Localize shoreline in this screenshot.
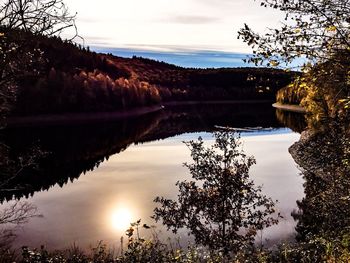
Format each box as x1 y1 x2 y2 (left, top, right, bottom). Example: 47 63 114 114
5 105 164 128
164 100 272 106
272 102 306 113
5 100 275 128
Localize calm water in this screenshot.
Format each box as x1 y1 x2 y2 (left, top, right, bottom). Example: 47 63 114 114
0 103 305 250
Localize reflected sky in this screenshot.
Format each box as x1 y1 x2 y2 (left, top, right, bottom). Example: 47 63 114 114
7 129 303 250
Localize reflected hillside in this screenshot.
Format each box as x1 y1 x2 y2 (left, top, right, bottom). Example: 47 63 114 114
140 102 284 142
0 103 298 203
0 112 163 202
289 122 350 243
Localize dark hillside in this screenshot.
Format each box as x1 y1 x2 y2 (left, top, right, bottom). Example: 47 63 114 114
106 55 298 101
2 27 298 116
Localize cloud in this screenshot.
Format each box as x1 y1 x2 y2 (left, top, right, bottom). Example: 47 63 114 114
192 0 241 8
76 17 98 24
78 36 115 47
93 43 241 53
159 15 221 24
66 0 285 53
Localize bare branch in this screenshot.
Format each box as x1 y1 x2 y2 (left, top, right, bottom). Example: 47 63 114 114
0 0 77 38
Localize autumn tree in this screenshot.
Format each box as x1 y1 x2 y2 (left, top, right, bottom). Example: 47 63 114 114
153 131 279 257
239 0 350 119
238 0 350 67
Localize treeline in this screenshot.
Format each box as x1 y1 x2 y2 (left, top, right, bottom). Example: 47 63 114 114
183 68 297 100
276 80 307 105
16 68 161 114
3 27 298 116
107 56 298 102
2 27 162 115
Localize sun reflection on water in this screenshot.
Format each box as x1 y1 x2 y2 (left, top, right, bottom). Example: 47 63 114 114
110 205 134 232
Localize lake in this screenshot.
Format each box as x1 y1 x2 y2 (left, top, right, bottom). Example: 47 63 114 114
0 102 305 251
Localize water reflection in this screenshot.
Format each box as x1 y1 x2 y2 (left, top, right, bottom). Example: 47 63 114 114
0 102 283 202
141 102 283 141
0 130 302 250
0 103 304 250
275 109 307 133
0 112 163 202
110 205 134 232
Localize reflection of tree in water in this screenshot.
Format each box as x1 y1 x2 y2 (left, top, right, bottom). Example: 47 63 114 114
154 131 280 258
0 201 40 246
290 122 350 243
141 102 282 142
0 103 281 203
0 112 163 202
275 109 307 133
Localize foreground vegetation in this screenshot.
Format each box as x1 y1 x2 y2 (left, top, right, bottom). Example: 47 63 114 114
2 217 350 262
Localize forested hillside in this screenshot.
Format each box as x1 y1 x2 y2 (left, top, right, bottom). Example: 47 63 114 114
2 27 297 116
107 55 298 101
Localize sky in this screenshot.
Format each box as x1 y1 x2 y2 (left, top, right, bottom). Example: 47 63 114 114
65 0 285 54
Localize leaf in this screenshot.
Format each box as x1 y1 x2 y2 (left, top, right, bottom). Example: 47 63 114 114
326 26 337 32
269 60 280 67
142 224 150 229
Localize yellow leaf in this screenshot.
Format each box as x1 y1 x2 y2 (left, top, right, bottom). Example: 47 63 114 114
326 26 337 32
269 60 280 67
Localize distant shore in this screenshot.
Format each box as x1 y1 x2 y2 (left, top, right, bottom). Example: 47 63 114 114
164 100 272 106
5 100 276 127
6 105 164 127
272 102 306 113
